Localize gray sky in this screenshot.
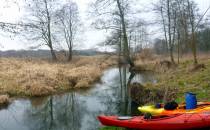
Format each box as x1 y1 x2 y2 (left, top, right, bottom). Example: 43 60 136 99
0 0 210 50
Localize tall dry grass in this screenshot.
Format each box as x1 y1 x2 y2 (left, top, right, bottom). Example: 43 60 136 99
134 52 210 70
0 55 116 97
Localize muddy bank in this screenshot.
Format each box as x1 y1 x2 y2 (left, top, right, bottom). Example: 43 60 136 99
0 95 10 109
129 82 178 104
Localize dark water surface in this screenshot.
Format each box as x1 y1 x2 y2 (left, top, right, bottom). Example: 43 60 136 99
0 68 156 130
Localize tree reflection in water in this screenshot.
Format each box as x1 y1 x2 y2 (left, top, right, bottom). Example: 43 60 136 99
25 92 84 130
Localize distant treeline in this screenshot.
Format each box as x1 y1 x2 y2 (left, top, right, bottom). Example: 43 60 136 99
0 49 102 58
153 27 210 55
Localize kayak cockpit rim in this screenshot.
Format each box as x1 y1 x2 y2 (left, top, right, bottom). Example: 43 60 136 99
117 116 133 120
143 114 183 121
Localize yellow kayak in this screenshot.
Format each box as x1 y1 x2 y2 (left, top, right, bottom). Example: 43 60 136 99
138 102 210 115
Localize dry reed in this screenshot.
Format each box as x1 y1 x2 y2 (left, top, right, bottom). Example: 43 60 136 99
0 55 116 97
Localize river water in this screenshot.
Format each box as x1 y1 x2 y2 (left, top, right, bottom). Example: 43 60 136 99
0 67 156 130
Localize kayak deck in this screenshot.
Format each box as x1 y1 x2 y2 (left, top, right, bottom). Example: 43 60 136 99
138 102 210 115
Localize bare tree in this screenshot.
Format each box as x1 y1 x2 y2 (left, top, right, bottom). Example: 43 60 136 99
167 0 175 63
155 0 201 64
23 0 58 60
155 0 177 64
160 4 169 54
55 1 81 61
187 0 198 64
91 0 135 68
176 0 189 57
116 0 134 67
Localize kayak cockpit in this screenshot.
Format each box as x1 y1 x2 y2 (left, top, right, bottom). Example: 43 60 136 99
117 116 133 120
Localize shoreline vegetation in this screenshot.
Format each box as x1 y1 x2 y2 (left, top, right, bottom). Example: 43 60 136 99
0 55 117 98
134 53 210 103
155 58 210 103
0 53 210 109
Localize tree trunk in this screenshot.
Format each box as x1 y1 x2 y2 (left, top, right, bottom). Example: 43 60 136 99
160 6 169 54
44 0 57 61
187 0 198 65
49 45 57 61
48 29 57 61
68 46 72 61
119 28 122 63
191 32 198 64
167 0 175 64
116 0 134 68
177 31 181 64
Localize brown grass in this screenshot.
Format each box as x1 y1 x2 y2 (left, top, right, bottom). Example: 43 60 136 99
0 55 116 97
0 95 9 105
134 52 210 71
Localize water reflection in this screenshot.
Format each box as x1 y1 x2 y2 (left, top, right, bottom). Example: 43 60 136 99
0 67 156 130
25 93 83 130
118 66 156 116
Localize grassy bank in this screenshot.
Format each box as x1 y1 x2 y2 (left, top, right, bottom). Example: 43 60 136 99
0 55 116 97
135 54 210 103
154 59 210 103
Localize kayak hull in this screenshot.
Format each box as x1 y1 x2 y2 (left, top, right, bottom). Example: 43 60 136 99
98 113 210 130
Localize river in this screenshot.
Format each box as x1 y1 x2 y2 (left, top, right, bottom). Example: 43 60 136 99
0 67 156 130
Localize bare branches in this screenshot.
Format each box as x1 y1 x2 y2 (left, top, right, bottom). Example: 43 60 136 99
55 0 81 61
154 0 201 64
195 5 210 31
21 0 58 60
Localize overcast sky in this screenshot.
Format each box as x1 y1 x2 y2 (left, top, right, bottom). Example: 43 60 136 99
0 0 210 51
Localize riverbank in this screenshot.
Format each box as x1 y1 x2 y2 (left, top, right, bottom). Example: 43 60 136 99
0 55 117 97
135 54 210 103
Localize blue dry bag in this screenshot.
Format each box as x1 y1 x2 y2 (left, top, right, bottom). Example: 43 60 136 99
185 92 197 110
